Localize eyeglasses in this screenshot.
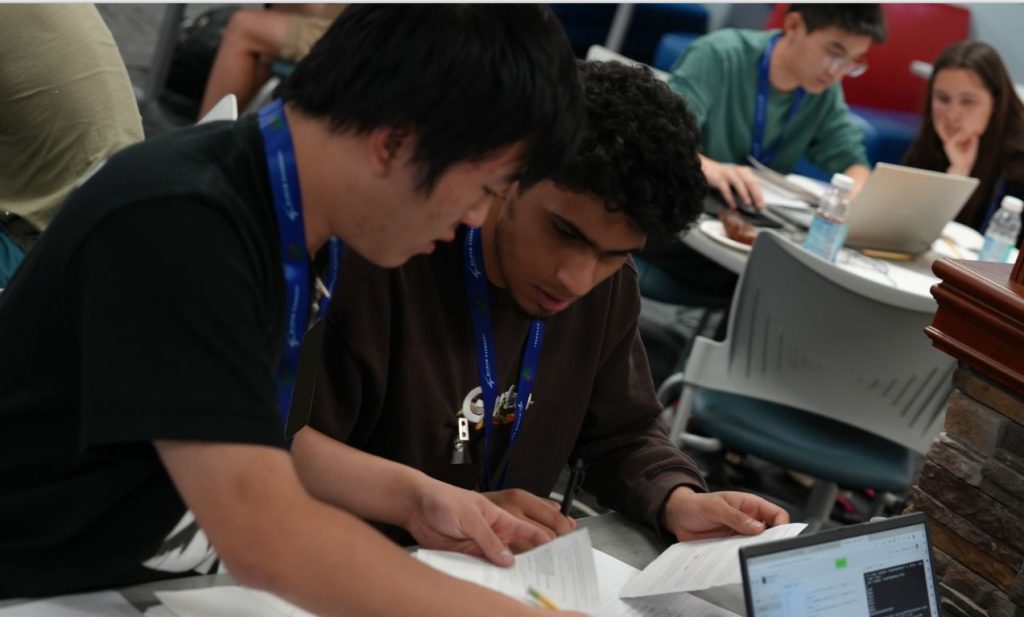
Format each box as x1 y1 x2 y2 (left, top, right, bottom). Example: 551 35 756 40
823 49 868 78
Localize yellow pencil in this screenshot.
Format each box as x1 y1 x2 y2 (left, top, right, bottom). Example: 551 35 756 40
527 586 561 610
861 247 914 262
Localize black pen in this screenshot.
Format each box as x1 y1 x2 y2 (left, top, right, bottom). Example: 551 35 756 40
560 458 585 516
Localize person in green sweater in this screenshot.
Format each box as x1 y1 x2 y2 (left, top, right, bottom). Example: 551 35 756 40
672 4 886 210
634 5 887 364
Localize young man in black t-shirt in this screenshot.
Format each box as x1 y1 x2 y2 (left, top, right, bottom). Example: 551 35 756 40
298 62 789 548
0 7 590 616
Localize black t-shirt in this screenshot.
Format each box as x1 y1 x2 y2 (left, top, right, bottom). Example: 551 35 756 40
0 116 288 598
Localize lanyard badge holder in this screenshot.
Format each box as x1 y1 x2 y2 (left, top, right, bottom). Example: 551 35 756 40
258 98 342 436
461 227 545 490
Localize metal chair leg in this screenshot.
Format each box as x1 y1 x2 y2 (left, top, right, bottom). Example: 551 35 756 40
803 481 839 532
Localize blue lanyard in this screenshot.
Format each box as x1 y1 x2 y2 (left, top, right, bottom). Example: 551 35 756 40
752 34 806 167
259 99 342 433
320 236 342 319
462 227 545 490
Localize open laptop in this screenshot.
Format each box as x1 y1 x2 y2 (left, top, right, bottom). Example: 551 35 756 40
762 163 979 255
843 163 978 255
740 512 941 617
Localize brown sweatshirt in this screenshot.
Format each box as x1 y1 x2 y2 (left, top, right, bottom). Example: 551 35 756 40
306 233 706 537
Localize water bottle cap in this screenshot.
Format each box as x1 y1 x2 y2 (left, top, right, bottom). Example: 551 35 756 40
830 173 855 191
1001 195 1023 213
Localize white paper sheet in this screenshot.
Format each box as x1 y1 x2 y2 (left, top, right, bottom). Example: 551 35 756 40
0 591 142 617
593 550 738 617
783 174 828 201
146 543 743 617
748 158 828 205
155 586 314 617
761 183 814 211
415 528 600 613
690 584 746 616
834 249 940 298
620 523 807 597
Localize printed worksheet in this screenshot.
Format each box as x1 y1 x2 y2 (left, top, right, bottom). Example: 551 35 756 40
621 523 807 598
593 549 738 617
416 528 600 613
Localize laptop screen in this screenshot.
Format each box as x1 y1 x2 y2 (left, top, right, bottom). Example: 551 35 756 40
741 514 939 617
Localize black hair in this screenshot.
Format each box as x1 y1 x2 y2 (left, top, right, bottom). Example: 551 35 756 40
787 4 887 43
550 60 706 242
277 4 584 193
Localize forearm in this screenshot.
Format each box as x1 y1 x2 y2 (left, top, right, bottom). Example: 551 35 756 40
292 426 425 526
843 164 871 196
580 429 706 532
583 326 706 531
267 496 534 617
598 462 705 534
157 440 539 617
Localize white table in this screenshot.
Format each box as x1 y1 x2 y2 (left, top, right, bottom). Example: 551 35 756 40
682 216 996 314
0 513 670 612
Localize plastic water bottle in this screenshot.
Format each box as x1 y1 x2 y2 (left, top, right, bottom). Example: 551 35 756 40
804 173 855 262
979 196 1022 263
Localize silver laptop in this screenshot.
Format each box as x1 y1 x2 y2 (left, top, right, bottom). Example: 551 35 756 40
740 512 940 617
843 163 978 255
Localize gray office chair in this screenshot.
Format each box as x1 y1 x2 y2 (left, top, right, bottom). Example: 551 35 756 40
585 45 669 81
667 232 954 529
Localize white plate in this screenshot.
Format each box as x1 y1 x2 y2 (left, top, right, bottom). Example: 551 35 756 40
699 219 755 253
931 221 984 259
941 221 984 252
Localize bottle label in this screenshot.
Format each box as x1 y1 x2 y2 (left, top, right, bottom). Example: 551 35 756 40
803 215 847 262
979 236 1013 263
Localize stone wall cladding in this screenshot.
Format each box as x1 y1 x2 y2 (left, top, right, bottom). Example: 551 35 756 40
907 365 1024 615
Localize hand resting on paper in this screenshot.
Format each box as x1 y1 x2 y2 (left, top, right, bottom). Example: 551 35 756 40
484 488 576 552
661 486 790 541
402 479 556 567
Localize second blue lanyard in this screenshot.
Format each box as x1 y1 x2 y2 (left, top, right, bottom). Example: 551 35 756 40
752 34 806 167
462 227 545 491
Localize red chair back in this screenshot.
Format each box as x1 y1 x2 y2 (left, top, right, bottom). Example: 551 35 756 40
765 4 970 113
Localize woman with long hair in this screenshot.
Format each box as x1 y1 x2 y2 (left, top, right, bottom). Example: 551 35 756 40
903 40 1024 242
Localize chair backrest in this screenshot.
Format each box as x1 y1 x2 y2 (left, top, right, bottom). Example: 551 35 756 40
585 45 669 82
652 32 699 73
684 232 954 453
765 4 970 113
552 4 708 64
198 94 238 124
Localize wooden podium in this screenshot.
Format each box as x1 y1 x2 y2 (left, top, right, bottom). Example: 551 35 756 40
909 252 1024 617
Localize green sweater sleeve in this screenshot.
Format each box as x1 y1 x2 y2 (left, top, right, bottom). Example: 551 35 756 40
805 87 870 174
667 40 724 130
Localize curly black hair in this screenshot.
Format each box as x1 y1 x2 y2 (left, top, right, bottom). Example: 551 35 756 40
551 60 707 243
